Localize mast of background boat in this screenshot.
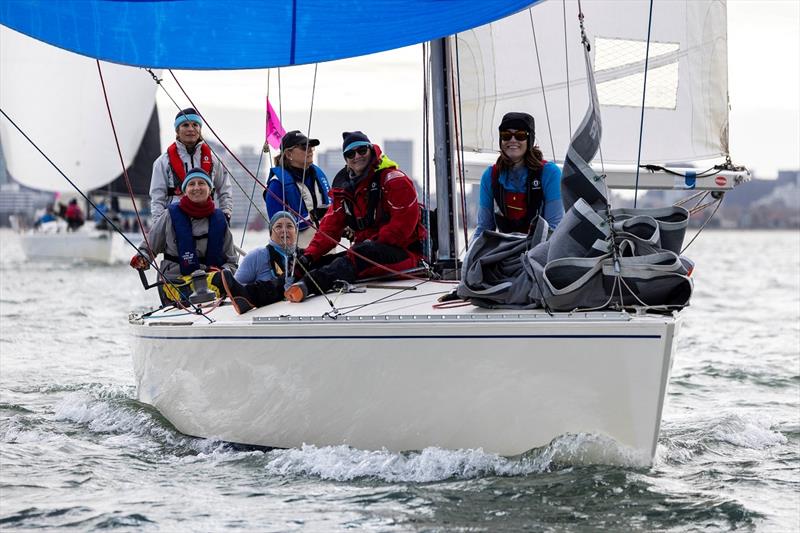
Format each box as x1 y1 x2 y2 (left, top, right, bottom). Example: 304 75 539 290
430 38 458 275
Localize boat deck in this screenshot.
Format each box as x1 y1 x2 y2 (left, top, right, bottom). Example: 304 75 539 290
131 278 675 327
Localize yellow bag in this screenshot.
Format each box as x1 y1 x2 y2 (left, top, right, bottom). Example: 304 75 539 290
162 272 222 303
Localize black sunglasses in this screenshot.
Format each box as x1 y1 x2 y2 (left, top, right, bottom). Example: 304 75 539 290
499 130 529 142
344 146 371 159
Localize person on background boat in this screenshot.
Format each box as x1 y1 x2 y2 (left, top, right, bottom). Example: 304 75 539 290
280 131 425 303
131 168 237 298
212 211 306 313
149 108 233 224
34 204 57 228
265 130 330 248
64 198 85 231
472 112 563 241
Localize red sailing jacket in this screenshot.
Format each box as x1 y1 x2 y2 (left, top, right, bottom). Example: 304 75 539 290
304 145 425 261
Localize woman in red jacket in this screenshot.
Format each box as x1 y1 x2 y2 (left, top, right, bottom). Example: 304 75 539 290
285 131 425 302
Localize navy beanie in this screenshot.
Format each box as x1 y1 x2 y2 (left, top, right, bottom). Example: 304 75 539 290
342 131 372 153
498 112 535 137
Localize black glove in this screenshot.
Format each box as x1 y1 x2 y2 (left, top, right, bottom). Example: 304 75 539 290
296 254 314 273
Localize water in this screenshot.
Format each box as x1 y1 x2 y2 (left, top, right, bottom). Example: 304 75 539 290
1 229 798 531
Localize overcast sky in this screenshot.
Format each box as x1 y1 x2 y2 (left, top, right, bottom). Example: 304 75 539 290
153 0 799 180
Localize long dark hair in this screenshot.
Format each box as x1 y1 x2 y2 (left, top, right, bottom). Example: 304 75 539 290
495 141 544 174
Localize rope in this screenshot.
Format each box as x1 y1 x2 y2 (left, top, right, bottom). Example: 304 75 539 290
562 0 573 135
681 196 723 254
149 69 436 287
97 62 152 258
449 38 469 263
422 43 433 263
633 0 655 207
0 106 212 317
453 37 470 255
240 70 272 249
528 8 557 159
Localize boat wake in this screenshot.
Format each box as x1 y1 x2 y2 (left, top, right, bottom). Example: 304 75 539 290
7 389 655 481
657 412 788 464
261 434 651 482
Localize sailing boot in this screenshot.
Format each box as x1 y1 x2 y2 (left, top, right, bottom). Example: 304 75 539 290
218 270 256 314
284 280 309 303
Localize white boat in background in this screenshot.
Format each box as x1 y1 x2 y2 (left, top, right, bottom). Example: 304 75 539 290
2 0 745 464
0 26 158 263
19 226 116 264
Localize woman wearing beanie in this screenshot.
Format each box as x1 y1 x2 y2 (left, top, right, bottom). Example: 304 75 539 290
265 130 330 248
234 211 303 285
149 107 233 224
473 111 563 241
131 168 238 302
282 130 426 304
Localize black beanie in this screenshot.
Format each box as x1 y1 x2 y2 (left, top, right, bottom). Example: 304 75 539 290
498 112 535 138
342 131 372 153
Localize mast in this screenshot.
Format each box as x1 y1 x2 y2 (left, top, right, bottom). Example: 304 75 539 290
430 38 457 269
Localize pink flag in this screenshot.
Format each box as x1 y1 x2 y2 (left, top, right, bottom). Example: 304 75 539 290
265 97 286 149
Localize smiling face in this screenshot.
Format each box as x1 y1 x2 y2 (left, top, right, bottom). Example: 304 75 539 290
286 144 314 170
500 129 529 163
184 177 211 203
344 145 372 175
177 121 201 147
271 217 297 248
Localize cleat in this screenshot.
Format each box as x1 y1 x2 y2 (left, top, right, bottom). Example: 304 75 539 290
220 270 255 314
284 280 308 303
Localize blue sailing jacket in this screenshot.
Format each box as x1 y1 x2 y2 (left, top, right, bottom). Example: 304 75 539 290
265 165 330 231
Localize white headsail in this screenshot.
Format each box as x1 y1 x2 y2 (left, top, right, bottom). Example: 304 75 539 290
456 0 729 166
0 26 159 193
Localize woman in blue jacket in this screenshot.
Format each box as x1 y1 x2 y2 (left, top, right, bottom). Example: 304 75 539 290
473 112 563 241
265 130 330 248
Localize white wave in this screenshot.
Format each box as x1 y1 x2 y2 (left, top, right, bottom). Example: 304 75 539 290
710 413 788 448
52 391 223 455
263 433 649 482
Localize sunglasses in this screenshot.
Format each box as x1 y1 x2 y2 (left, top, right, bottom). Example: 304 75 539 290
344 145 371 159
499 130 529 142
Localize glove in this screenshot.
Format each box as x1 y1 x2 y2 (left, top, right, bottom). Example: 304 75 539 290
130 254 150 271
342 226 355 241
296 253 314 273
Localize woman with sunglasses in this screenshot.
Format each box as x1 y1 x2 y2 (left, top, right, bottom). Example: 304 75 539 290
473 112 563 241
265 130 331 248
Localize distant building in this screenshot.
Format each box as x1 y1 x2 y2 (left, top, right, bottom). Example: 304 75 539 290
316 148 343 179
383 139 413 180
212 142 270 229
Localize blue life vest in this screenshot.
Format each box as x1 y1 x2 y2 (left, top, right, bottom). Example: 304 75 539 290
265 164 330 230
168 203 227 275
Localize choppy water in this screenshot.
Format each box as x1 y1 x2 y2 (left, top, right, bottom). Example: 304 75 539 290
1 228 798 531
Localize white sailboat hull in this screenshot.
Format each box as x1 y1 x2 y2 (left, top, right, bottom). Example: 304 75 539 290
20 230 116 264
130 283 679 462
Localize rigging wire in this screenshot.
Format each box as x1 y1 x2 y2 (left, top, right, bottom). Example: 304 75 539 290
562 0 573 135
422 43 433 264
97 62 152 259
450 37 470 258
148 69 437 291
528 8 557 160
0 106 211 317
240 70 272 249
633 0 655 208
